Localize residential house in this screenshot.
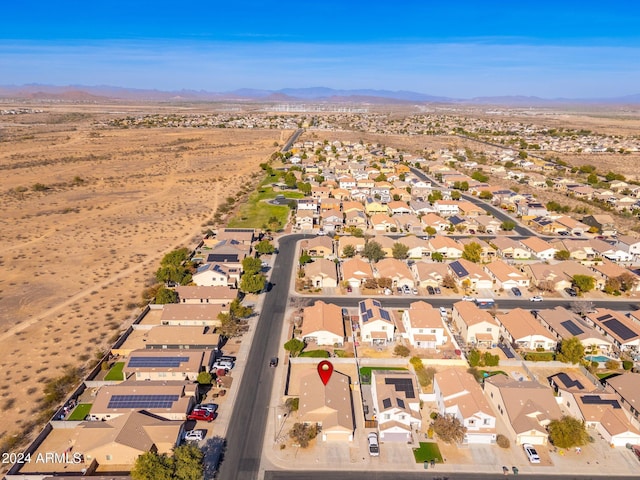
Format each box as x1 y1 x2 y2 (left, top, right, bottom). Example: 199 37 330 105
554 216 590 235
345 210 368 229
370 235 395 257
371 371 422 442
358 299 396 345
582 215 617 236
411 262 450 288
491 237 531 260
420 212 450 231
375 258 415 288
365 197 390 215
216 227 255 245
433 200 460 217
605 374 640 431
192 263 239 287
584 309 640 354
401 301 448 349
341 258 374 288
496 309 557 351
369 213 399 232
160 304 223 327
457 201 485 217
433 370 497 444
429 236 464 259
320 209 343 233
295 210 315 231
123 350 211 382
338 236 366 257
475 215 502 234
458 238 496 262
393 213 423 233
396 235 431 259
484 260 530 290
320 198 341 212
616 235 640 258
451 301 500 346
305 258 339 288
448 259 493 290
175 285 237 305
484 375 561 445
301 236 334 258
520 237 558 260
300 301 345 346
591 261 640 292
534 307 612 353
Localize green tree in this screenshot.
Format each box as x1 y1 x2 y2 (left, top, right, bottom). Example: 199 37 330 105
242 256 262 275
255 239 275 255
230 298 253 318
547 416 589 448
362 241 385 263
284 171 297 188
462 242 483 263
342 244 356 258
556 337 585 364
431 252 444 263
586 173 599 185
299 251 312 265
424 226 437 236
197 371 213 385
172 444 204 480
428 190 443 204
284 338 305 357
217 312 243 337
467 349 481 367
240 273 266 294
518 150 528 159
617 272 638 292
431 415 467 444
554 250 571 260
155 286 178 304
392 242 409 260
572 275 595 293
471 171 488 183
479 190 493 200
296 181 312 195
451 190 462 200
131 451 173 480
500 220 516 231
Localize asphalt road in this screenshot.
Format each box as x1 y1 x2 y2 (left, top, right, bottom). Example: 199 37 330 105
217 234 311 480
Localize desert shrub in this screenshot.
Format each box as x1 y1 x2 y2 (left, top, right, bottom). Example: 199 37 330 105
285 397 299 412
394 345 411 357
496 434 510 448
623 360 634 370
605 360 620 370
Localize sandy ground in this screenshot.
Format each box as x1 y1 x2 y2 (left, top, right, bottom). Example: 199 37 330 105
0 104 285 448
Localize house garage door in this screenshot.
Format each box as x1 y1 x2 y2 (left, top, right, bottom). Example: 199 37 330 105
380 431 409 442
323 431 352 442
466 433 495 444
518 434 546 445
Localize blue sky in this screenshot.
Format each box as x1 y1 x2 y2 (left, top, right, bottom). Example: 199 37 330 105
1 1 640 98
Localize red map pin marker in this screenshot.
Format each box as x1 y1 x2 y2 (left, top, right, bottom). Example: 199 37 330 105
317 360 334 386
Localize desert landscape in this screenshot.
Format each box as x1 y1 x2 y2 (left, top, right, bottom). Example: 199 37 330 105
0 103 287 448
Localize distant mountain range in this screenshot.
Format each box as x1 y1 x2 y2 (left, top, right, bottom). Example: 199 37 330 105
1 84 639 105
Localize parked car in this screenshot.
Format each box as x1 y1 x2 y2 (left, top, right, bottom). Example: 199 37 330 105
346 285 352 293
427 286 435 295
461 295 475 301
213 358 234 370
439 307 448 317
412 288 418 295
530 296 543 302
523 443 541 463
434 286 441 294
565 287 578 297
196 403 218 414
184 429 204 442
269 357 279 367
511 287 522 297
401 285 411 295
187 409 215 422
368 432 379 456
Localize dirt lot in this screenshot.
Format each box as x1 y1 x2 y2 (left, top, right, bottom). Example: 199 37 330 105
0 103 283 449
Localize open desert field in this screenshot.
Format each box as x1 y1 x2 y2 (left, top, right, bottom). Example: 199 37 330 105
0 104 287 448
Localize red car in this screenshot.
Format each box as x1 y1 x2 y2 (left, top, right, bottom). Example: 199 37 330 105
187 409 215 422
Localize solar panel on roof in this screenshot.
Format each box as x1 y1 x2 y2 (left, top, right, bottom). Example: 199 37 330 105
382 398 391 409
450 261 468 277
603 319 637 341
206 254 239 263
372 300 381 307
597 314 614 322
107 394 180 409
581 395 621 409
397 398 405 409
380 310 391 321
560 320 584 336
384 378 416 399
359 302 367 313
128 356 189 368
553 372 584 390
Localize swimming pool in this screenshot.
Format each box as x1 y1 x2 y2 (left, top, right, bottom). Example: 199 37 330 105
585 355 610 363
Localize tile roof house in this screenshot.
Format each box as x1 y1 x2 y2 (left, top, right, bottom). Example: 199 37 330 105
451 301 499 346
341 257 374 288
605 374 640 431
429 236 464 259
491 237 531 260
298 369 355 441
495 308 557 351
175 285 237 305
401 301 448 349
159 304 224 327
433 369 497 444
448 258 493 290
192 263 239 288
484 375 561 445
374 258 415 288
411 261 450 288
305 258 339 288
584 309 640 353
300 301 346 347
520 237 558 260
358 299 396 345
338 236 365 257
301 236 334 257
371 370 422 442
483 260 530 289
534 307 612 353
